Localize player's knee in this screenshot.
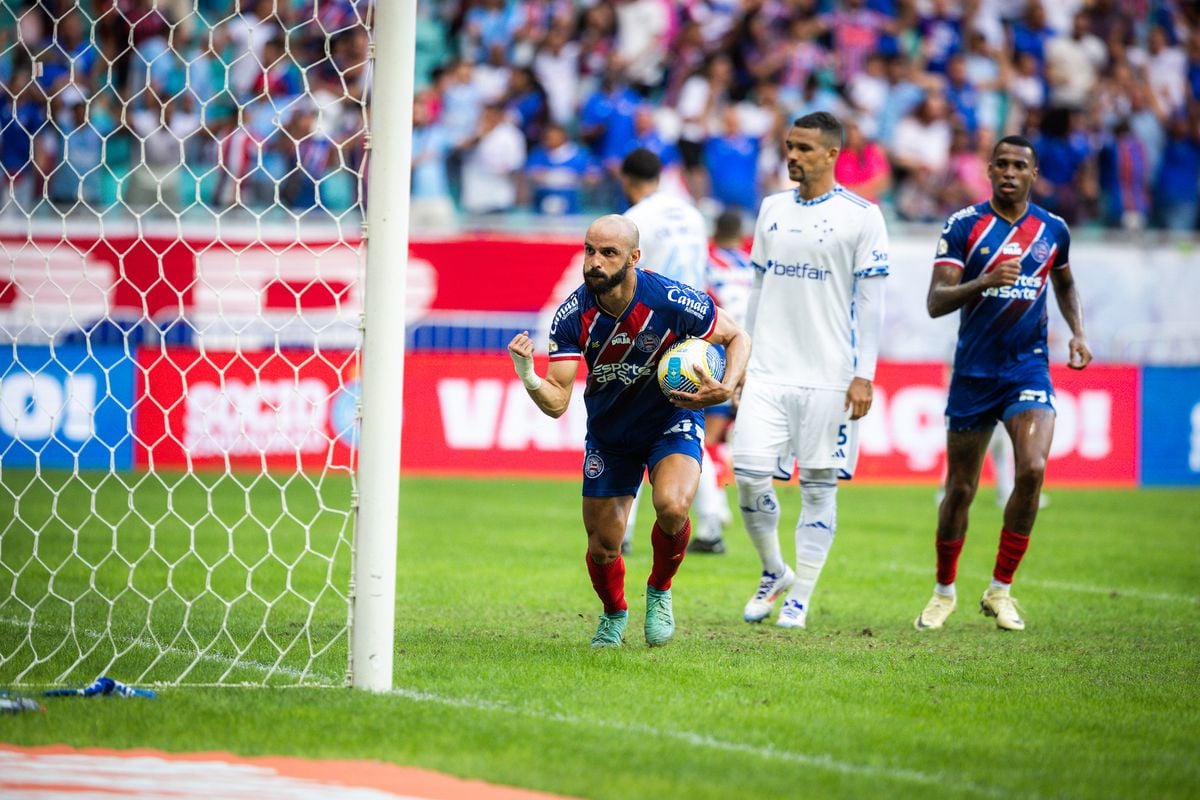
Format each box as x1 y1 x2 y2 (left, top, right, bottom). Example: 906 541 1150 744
655 503 691 534
735 472 775 511
586 538 621 564
1013 458 1046 491
798 468 837 505
943 476 978 508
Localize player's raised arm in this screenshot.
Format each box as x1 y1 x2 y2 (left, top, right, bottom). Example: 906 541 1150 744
507 331 579 418
1049 265 1093 370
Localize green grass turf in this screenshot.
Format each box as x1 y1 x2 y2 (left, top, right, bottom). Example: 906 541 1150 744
2 471 1198 799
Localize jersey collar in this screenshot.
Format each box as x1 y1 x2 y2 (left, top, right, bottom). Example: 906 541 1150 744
793 185 839 206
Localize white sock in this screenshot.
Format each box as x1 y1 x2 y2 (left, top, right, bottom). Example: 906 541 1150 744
789 469 837 611
736 472 785 575
989 578 1011 592
693 450 725 542
935 582 956 597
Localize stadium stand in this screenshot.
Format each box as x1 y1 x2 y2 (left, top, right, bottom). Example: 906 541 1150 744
3 1 1198 233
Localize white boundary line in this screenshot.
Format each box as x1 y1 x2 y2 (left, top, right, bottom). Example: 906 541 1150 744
879 564 1200 604
386 687 1016 798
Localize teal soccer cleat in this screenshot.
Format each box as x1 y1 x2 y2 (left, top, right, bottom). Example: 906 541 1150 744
644 586 675 646
591 610 628 647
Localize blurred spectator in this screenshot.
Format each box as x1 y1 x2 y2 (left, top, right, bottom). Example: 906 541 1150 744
824 0 893 86
1 68 47 213
676 54 736 200
458 103 526 215
410 91 456 230
1146 24 1187 117
1045 12 1107 110
504 66 548 150
943 53 981 135
834 118 891 203
533 22 581 126
704 106 760 214
1010 0 1057 69
917 0 962 75
474 43 514 105
891 92 954 221
1152 112 1200 232
613 0 671 95
875 54 929 149
1031 107 1093 224
846 53 890 138
962 30 1012 135
525 122 595 216
941 126 993 213
1099 118 1151 230
461 0 521 64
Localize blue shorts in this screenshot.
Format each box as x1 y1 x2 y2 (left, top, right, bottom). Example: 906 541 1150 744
582 413 704 497
946 368 1056 432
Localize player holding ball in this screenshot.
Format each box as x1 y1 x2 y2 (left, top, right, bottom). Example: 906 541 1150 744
507 214 750 648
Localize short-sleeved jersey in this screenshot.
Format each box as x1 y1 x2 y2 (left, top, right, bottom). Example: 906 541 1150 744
934 201 1071 378
548 270 718 451
749 186 890 389
624 191 710 292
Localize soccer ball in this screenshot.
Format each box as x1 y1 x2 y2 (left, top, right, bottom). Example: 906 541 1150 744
657 338 725 397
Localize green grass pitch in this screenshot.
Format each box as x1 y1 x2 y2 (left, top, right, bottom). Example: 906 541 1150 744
2 470 1198 799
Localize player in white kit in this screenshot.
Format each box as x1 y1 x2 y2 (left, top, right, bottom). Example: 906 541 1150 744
617 148 727 556
734 112 890 629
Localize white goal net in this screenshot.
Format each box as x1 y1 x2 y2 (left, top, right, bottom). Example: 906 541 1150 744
0 0 376 687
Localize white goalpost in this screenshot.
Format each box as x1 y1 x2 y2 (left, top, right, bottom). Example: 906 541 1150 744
0 0 405 689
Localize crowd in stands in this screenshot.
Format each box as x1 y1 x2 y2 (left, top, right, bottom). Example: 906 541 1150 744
3 1 1199 233
0 0 370 220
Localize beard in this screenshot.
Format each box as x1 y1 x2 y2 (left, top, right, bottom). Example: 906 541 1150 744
584 260 630 296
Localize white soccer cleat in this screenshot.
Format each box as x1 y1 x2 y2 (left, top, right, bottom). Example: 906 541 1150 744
980 587 1026 631
775 597 807 629
914 592 957 630
743 566 795 622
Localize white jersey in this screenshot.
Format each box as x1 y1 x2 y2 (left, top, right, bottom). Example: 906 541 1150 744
624 190 709 292
748 185 890 390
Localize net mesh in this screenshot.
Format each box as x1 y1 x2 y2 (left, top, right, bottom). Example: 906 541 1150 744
0 0 373 687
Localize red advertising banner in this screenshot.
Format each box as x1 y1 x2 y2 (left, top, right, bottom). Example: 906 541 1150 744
398 355 1140 485
131 349 1138 484
136 349 359 471
408 236 580 313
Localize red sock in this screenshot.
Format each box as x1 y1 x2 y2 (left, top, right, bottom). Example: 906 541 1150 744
586 552 627 614
993 527 1030 584
936 536 965 585
648 519 691 591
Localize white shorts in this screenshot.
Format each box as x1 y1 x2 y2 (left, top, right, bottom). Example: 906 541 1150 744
731 383 859 479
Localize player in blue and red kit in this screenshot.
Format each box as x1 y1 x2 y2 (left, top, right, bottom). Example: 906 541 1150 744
914 135 1092 633
508 215 750 648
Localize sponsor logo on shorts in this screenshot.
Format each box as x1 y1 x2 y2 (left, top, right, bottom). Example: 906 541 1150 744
635 331 660 352
584 452 605 478
1018 388 1053 406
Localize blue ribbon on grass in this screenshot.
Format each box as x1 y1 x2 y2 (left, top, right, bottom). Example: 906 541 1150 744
42 676 156 699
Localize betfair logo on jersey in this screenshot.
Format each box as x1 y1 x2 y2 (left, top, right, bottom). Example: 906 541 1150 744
982 274 1043 300
667 287 711 319
593 362 653 386
769 260 830 281
611 332 632 345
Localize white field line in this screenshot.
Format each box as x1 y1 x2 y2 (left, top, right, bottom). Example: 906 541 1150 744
386 686 1016 799
880 564 1200 604
0 616 343 685
3 616 1018 797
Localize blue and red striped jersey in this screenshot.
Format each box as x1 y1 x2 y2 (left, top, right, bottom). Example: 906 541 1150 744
548 270 718 450
934 201 1071 378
